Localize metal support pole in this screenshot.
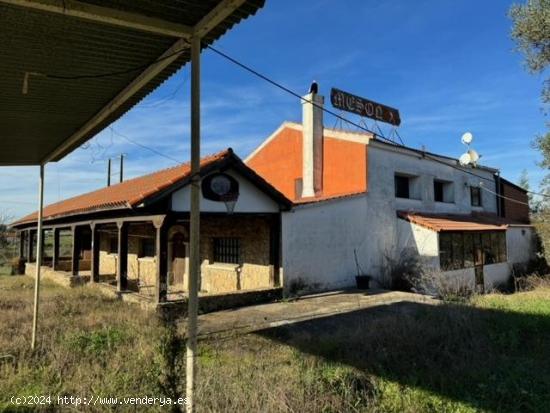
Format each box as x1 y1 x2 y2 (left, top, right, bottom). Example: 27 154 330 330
186 34 201 413
31 164 45 350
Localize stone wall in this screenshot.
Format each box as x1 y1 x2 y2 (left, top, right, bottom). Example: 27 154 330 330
199 216 274 294
98 224 157 293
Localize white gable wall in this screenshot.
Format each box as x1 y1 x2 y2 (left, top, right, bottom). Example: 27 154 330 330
171 169 279 213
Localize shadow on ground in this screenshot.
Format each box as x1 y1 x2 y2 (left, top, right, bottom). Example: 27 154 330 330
257 301 550 412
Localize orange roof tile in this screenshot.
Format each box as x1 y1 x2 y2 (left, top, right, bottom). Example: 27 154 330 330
293 190 367 205
398 211 509 232
14 150 232 225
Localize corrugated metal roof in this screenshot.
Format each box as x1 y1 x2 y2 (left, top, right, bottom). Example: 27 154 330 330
0 0 265 165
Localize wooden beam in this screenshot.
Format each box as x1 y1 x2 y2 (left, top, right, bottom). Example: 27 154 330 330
0 0 192 38
116 221 128 292
19 231 25 259
90 224 100 283
70 226 80 276
52 228 60 270
154 218 167 303
42 38 189 163
26 230 33 262
193 0 247 38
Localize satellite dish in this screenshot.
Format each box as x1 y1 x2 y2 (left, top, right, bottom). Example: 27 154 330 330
468 149 480 165
461 132 473 145
459 152 471 166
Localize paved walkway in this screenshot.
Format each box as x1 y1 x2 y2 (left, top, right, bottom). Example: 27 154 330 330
195 289 438 338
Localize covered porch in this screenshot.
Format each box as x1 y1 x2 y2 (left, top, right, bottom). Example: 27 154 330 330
17 211 282 305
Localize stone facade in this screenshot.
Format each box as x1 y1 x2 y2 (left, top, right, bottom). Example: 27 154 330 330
199 216 274 294
91 217 276 295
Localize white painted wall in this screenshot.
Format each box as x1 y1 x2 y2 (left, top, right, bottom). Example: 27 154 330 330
483 262 511 289
507 226 536 264
281 141 500 292
171 169 279 213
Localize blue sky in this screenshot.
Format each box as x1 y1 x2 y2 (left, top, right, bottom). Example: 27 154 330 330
1 0 547 219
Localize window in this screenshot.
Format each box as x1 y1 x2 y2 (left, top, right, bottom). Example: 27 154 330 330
434 181 444 202
395 175 410 198
439 231 507 271
140 237 156 258
471 186 482 207
213 238 240 264
434 180 454 203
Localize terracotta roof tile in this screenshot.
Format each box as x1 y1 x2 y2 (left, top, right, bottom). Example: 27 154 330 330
293 190 367 205
13 150 232 225
397 211 510 232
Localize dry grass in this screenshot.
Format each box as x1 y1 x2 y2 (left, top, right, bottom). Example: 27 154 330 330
2 275 550 412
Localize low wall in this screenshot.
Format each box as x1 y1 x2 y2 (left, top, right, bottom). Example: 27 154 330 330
25 263 89 288
157 287 283 319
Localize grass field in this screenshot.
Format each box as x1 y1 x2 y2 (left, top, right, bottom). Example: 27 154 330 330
1 275 550 412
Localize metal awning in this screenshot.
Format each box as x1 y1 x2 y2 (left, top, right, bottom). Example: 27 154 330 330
0 0 265 165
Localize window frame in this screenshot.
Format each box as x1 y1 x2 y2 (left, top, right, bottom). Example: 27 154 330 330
394 174 410 199
470 186 482 207
439 230 507 271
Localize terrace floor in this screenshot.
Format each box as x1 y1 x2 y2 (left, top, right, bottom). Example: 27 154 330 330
195 289 439 338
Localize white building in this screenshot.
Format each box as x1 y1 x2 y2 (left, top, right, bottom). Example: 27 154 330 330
247 88 535 294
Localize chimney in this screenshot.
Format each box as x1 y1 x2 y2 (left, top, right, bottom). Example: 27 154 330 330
301 82 324 198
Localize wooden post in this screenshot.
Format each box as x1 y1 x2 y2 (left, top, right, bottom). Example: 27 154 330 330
19 231 25 259
90 224 100 283
153 217 167 303
27 230 34 262
52 228 60 270
269 215 281 287
71 226 80 276
116 221 128 292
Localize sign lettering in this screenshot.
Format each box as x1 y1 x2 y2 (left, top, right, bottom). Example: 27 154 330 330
330 88 401 126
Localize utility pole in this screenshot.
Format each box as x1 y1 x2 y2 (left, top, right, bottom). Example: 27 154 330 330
106 154 125 186
107 158 111 187
119 154 124 183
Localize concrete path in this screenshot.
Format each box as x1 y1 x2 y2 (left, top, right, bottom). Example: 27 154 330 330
195 289 438 339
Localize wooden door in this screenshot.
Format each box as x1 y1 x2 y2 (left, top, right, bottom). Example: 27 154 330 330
171 233 186 287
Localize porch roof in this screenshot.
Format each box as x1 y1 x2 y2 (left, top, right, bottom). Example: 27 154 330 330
0 0 265 165
397 211 511 232
12 149 291 227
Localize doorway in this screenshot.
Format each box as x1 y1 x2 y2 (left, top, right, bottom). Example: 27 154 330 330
167 226 189 293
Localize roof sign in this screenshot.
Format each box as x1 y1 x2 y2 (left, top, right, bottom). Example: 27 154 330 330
330 87 401 126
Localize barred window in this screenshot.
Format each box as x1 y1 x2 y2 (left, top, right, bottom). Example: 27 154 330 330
213 238 240 264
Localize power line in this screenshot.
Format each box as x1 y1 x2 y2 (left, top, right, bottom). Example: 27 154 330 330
207 44 550 203
109 127 182 165
206 44 399 146
479 184 530 207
